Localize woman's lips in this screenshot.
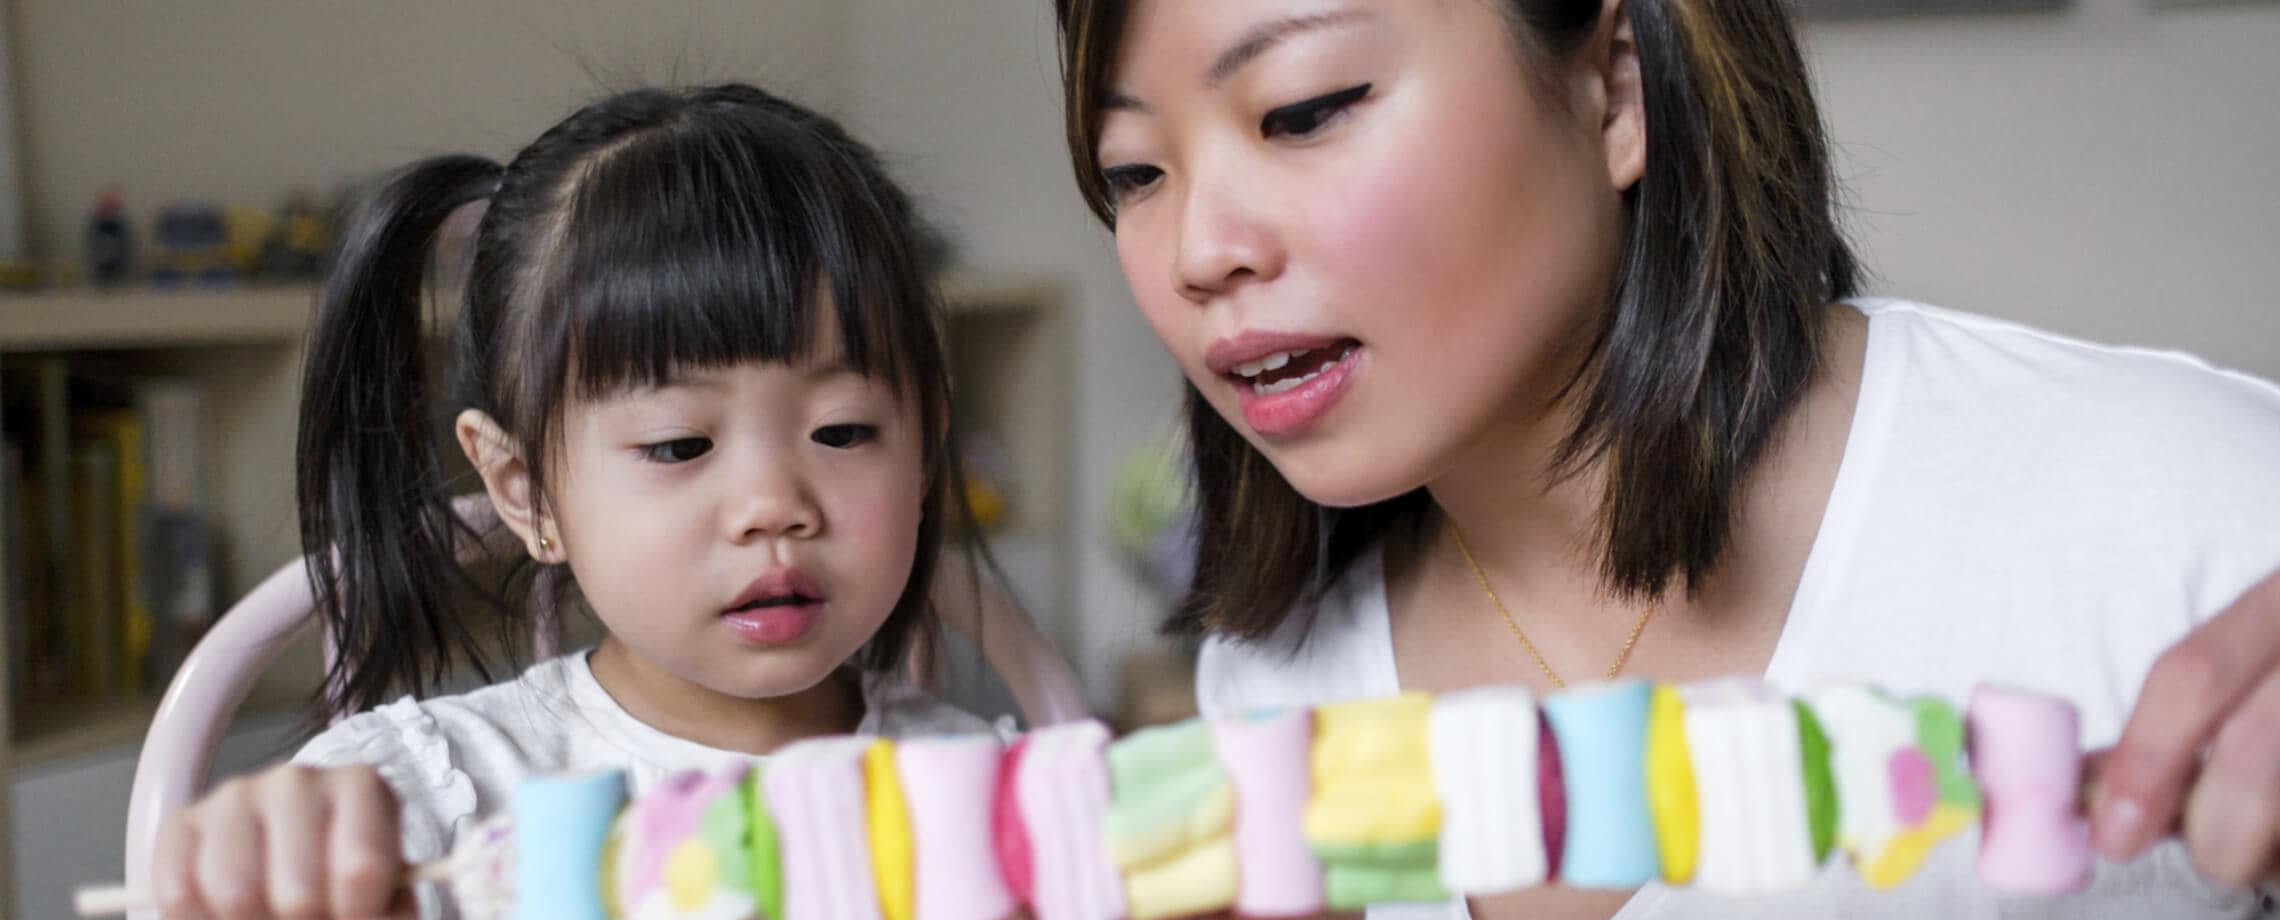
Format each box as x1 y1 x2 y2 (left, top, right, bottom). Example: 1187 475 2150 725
1232 343 1362 438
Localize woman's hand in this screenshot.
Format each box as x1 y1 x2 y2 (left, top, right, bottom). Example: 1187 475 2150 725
2093 566 2280 888
150 763 410 919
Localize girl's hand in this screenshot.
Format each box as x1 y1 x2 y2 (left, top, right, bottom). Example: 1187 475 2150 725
2093 566 2280 888
150 764 410 919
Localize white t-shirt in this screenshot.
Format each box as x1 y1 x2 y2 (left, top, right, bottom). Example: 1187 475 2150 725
1198 300 2280 919
294 650 991 918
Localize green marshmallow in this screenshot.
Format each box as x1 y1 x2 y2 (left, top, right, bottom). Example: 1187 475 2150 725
1912 697 1982 810
1322 862 1449 909
1105 720 1225 845
743 765 782 920
703 786 751 893
1793 700 1837 862
1310 837 1440 867
1314 837 1444 908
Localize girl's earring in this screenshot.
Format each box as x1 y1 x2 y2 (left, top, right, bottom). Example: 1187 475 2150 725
538 536 554 557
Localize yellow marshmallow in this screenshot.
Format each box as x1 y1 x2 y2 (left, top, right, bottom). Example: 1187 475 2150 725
864 740 914 920
1645 684 1701 884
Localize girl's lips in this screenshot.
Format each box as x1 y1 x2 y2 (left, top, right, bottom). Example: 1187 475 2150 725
722 601 822 645
1233 344 1362 438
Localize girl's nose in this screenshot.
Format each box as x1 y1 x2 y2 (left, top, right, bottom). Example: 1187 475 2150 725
726 462 822 541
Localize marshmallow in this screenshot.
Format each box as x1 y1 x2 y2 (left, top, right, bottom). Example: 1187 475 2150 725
1796 701 1838 865
1968 685 2091 893
1014 721 1126 920
764 736 885 920
1678 679 1818 896
745 765 783 920
865 741 915 920
1537 711 1567 880
994 737 1035 906
896 734 1018 920
511 769 626 920
614 763 761 920
1644 684 1700 885
1541 681 1660 888
1805 685 1980 889
1307 694 1446 907
1429 687 1548 895
1105 719 1238 919
1212 708 1325 916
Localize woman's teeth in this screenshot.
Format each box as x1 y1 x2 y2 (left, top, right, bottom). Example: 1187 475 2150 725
1234 350 1297 378
1253 357 1340 395
1234 346 1349 395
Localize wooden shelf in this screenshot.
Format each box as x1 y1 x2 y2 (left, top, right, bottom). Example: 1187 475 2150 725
0 277 1047 357
0 285 317 352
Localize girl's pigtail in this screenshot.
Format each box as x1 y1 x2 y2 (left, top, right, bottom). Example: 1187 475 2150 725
297 155 501 720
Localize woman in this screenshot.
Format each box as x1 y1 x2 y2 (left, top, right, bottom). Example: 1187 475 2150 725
1054 0 2280 917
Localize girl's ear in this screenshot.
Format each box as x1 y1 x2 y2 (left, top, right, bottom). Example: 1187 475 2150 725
455 409 559 562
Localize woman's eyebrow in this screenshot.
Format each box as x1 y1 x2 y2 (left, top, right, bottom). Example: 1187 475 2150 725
1103 8 1373 113
1205 9 1371 87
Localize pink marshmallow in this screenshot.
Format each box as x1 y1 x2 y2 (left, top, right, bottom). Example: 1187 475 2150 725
1014 720 1126 920
764 737 885 920
1889 749 1936 825
896 735 1017 920
1967 685 2092 894
994 737 1036 906
1211 709 1324 917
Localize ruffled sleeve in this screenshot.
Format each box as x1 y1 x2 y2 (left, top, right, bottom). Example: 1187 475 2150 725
292 696 480 867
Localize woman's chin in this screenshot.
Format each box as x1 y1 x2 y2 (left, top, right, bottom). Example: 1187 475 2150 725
1270 446 1430 510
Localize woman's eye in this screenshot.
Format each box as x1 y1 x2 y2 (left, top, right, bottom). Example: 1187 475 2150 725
812 424 877 449
639 437 712 464
1101 163 1163 200
1260 83 1371 140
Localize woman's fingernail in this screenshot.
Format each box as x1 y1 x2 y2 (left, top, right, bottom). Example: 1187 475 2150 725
2096 795 2146 858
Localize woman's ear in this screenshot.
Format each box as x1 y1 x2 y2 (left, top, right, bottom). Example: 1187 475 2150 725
1597 0 1647 192
455 409 559 562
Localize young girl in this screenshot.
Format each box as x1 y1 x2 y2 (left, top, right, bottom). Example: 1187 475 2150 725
1055 0 2280 918
150 83 996 919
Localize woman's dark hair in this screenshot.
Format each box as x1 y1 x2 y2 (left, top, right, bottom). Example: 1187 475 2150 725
1055 0 1859 638
298 83 963 718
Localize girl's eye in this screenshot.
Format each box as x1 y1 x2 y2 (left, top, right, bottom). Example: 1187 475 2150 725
1100 163 1163 200
812 424 877 449
1260 83 1371 140
639 437 712 464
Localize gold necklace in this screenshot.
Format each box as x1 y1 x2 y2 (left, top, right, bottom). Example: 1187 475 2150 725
1447 522 1659 690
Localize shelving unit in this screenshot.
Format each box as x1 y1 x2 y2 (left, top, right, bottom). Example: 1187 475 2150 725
0 274 1071 913
0 286 312 352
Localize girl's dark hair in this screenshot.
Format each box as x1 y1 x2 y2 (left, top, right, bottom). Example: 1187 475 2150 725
298 83 962 718
1055 1 1859 637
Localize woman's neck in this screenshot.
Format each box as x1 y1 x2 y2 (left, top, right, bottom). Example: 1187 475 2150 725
1421 371 1610 604
585 637 867 755
1413 304 1870 642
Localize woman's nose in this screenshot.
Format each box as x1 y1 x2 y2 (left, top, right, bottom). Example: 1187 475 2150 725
1172 174 1285 303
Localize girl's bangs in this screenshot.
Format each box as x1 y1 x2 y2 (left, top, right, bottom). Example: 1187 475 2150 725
545 113 928 400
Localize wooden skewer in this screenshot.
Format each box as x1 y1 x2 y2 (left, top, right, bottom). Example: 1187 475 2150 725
72 857 459 917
